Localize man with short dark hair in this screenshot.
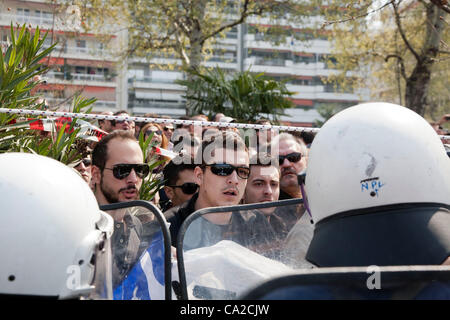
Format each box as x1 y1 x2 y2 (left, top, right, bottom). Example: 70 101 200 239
243 155 307 259
161 160 198 211
98 111 114 133
91 130 146 206
110 110 135 136
243 155 280 214
164 131 266 248
73 157 92 184
91 130 149 286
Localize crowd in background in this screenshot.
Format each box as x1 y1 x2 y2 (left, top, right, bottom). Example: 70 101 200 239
69 108 450 287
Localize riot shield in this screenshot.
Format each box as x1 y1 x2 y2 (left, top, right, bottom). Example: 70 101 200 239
239 265 450 300
100 200 172 300
176 199 309 300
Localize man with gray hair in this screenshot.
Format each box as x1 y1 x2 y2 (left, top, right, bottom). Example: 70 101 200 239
270 132 308 200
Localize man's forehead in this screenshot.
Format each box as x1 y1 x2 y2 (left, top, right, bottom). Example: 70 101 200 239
278 139 301 153
107 138 142 163
251 165 280 180
177 168 196 182
209 148 249 165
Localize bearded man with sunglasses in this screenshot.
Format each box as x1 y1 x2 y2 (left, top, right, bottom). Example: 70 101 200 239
91 130 150 285
271 133 308 200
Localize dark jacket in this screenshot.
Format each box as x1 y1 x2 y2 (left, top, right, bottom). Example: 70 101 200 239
164 193 274 250
164 193 199 246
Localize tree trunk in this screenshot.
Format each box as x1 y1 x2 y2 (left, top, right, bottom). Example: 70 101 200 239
404 4 445 116
405 62 431 116
184 1 207 116
185 41 203 116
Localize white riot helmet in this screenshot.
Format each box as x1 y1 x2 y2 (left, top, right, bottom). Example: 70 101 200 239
0 153 114 299
305 102 450 267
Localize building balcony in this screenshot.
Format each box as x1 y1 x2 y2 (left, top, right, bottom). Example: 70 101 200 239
41 71 117 87
0 13 54 28
244 36 330 54
44 97 116 109
128 77 185 90
245 57 331 77
40 44 116 61
129 99 187 116
0 12 81 33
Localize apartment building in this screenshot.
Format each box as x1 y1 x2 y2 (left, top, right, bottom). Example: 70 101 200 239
127 15 365 126
2 1 364 126
244 17 366 126
0 0 127 113
127 26 241 118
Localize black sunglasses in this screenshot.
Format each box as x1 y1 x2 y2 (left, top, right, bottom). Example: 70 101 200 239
111 119 134 126
146 130 162 136
104 163 149 180
278 152 302 166
205 163 250 179
167 182 199 195
82 158 92 166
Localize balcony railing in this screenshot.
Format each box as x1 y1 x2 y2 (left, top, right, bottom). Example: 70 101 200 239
0 13 55 27
45 97 116 108
129 77 181 84
253 57 286 67
43 71 115 82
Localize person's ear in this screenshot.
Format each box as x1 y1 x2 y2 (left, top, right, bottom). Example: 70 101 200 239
91 165 101 186
194 166 203 187
164 186 174 201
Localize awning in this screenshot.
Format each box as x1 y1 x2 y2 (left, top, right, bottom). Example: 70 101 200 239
65 59 115 68
39 57 65 66
135 91 184 101
290 99 314 106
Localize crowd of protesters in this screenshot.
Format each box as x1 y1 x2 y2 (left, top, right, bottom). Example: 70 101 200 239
69 110 320 277
68 108 450 289
2 102 449 300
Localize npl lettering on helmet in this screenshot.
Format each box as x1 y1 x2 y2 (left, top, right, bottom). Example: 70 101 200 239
360 177 385 198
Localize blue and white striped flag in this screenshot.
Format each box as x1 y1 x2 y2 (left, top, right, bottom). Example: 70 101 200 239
113 231 166 300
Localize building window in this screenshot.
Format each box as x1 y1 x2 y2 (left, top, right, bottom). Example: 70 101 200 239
76 40 86 48
75 66 87 74
17 8 31 16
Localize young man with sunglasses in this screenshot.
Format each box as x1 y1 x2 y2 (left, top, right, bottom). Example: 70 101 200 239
111 110 136 136
91 130 150 285
161 160 199 212
164 131 266 248
73 157 92 184
271 133 307 200
97 111 114 133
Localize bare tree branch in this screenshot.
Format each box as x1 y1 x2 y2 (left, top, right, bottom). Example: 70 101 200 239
385 54 408 80
391 1 421 62
200 0 252 42
322 0 395 27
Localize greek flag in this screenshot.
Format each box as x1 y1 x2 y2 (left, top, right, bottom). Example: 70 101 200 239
113 231 165 300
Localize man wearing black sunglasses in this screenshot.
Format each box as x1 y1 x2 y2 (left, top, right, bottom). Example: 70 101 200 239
110 110 136 136
73 157 92 184
164 131 252 247
91 130 148 283
161 161 198 211
271 133 307 200
91 130 147 207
